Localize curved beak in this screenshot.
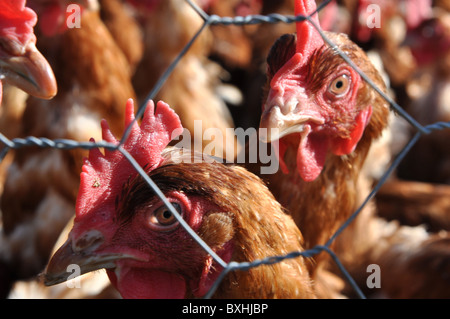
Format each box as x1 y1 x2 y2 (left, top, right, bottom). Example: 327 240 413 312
0 41 57 100
43 230 135 286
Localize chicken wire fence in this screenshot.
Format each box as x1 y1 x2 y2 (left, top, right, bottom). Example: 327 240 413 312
1 0 449 299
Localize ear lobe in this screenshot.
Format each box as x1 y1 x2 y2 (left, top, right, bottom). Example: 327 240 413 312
331 106 373 156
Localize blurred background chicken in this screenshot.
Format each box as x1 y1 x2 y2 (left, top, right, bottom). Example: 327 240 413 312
43 99 316 299
0 0 57 187
126 0 241 160
337 0 450 234
396 7 450 184
0 0 449 299
0 0 58 298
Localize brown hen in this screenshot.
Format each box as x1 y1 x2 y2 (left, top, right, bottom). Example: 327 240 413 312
248 0 450 298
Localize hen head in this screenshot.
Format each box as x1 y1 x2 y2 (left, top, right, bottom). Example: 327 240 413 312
0 0 56 101
260 0 388 182
43 99 238 298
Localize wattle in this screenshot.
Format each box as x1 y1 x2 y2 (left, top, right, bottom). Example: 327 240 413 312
108 268 186 299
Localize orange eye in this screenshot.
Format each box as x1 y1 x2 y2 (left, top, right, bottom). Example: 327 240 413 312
328 74 350 96
148 202 182 231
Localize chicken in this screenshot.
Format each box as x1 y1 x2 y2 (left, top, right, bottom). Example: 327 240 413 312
0 0 136 294
126 0 240 160
43 99 316 299
0 0 56 104
257 0 390 257
250 0 450 298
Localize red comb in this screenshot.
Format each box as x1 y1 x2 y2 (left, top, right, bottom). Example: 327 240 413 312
75 99 183 219
295 0 324 58
0 0 37 48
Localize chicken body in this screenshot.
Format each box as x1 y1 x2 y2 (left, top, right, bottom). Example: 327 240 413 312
128 0 240 160
0 1 136 286
43 99 316 299
98 0 143 75
396 9 450 184
0 0 58 297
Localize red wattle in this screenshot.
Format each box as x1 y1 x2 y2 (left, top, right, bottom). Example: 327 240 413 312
331 107 373 156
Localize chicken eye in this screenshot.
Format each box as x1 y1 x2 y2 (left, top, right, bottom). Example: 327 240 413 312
148 202 182 231
328 74 350 97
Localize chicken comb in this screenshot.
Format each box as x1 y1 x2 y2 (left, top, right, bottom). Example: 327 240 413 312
75 99 183 219
0 0 37 49
295 0 324 58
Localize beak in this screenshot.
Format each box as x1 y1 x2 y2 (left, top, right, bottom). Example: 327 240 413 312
259 102 324 143
0 41 57 100
43 230 135 286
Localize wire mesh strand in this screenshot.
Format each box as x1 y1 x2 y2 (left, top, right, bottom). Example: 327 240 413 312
1 0 449 299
